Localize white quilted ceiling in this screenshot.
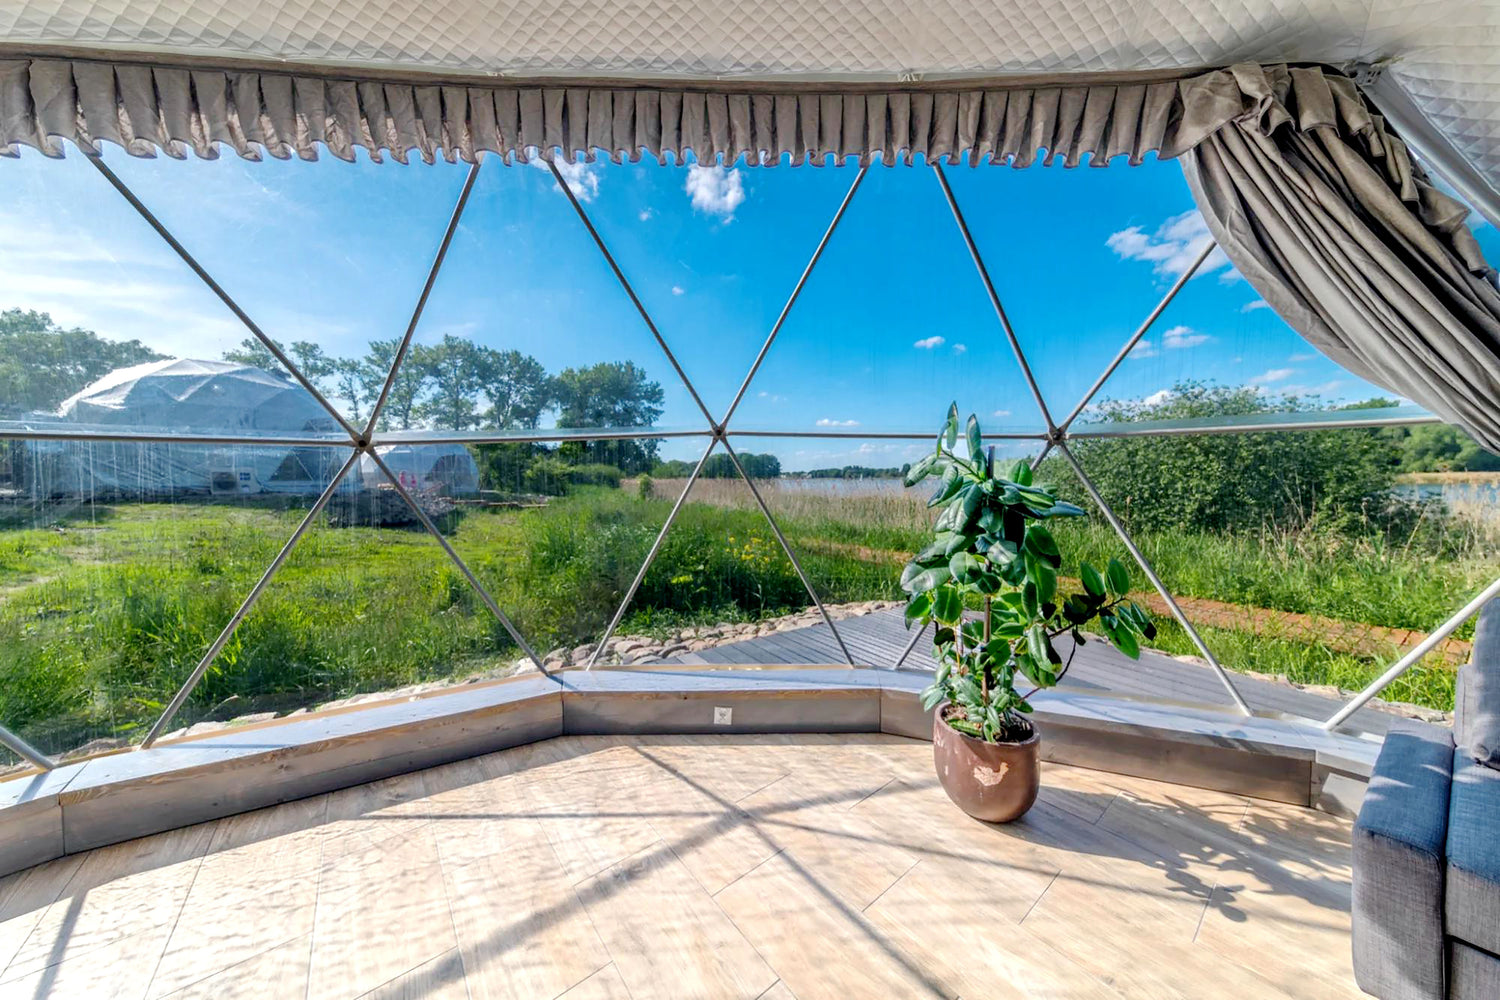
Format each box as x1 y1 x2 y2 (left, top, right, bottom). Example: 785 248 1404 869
1 0 1498 189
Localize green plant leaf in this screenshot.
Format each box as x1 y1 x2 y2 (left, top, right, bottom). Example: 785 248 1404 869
943 532 976 558
1080 562 1105 598
1106 557 1131 598
949 551 984 584
1008 458 1033 486
920 683 946 711
901 564 952 594
903 453 936 486
966 413 983 461
1044 500 1087 518
1026 623 1047 665
1023 525 1061 566
932 585 964 624
944 402 959 449
903 591 931 625
1110 622 1140 659
1027 555 1057 604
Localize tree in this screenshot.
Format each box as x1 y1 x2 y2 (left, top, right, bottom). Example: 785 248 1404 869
0 309 163 415
288 341 335 387
479 349 554 430
1046 382 1403 534
363 338 432 431
554 362 665 472
1393 424 1500 472
696 452 780 479
419 335 488 431
222 336 285 372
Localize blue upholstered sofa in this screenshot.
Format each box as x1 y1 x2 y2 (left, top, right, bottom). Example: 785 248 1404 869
1353 601 1500 999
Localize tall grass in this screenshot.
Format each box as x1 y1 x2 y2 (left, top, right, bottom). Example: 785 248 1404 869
3 478 1490 756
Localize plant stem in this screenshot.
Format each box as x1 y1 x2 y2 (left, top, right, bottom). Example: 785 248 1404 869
981 596 991 706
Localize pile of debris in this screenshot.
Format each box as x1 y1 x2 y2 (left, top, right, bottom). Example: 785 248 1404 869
326 484 457 529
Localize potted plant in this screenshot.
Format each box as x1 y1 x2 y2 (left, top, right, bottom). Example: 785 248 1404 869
902 404 1155 822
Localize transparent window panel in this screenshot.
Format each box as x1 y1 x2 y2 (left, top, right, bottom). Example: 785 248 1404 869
145 454 546 739
947 155 1442 427
0 442 355 760
402 159 712 438
581 154 864 420
430 438 679 672
1040 434 1472 718
0 149 327 437
727 161 1045 435
96 147 473 433
728 433 1055 670
580 455 844 668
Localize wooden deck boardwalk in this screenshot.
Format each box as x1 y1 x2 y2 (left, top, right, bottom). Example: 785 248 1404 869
661 608 1411 736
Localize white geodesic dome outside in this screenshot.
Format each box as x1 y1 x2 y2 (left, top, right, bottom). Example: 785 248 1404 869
359 442 480 496
26 358 346 496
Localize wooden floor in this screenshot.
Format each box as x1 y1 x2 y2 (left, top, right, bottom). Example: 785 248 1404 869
0 734 1361 999
668 607 1402 735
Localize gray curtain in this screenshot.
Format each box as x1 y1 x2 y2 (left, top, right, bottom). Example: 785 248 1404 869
1181 65 1500 452
0 56 1313 168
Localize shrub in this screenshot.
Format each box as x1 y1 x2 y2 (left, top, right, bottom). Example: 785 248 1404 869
1050 382 1405 535
565 464 624 489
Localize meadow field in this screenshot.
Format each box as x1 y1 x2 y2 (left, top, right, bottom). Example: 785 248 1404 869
2 471 1494 760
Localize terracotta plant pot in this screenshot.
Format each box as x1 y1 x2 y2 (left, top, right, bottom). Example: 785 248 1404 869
932 707 1040 823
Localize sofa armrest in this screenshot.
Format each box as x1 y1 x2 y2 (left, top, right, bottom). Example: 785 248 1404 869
1352 718 1455 1000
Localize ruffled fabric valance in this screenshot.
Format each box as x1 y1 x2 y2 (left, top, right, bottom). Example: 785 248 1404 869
0 57 1423 174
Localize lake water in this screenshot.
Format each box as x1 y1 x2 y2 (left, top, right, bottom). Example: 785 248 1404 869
1392 481 1500 511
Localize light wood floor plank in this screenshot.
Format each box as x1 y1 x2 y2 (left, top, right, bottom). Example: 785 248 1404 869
558 963 633 1000
153 936 312 1000
442 828 609 1000
149 796 328 998
715 851 949 1000
515 741 664 883
360 947 470 1000
0 853 84 979
306 825 457 1000
2 821 215 987
577 843 777 1000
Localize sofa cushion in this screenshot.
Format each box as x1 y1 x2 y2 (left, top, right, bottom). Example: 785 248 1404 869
1451 941 1500 1000
1352 719 1454 1000
1446 750 1500 956
1455 598 1500 769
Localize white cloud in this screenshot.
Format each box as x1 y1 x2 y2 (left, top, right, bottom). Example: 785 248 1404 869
952 343 967 354
757 390 786 403
1241 299 1271 313
1160 324 1210 350
992 409 1012 418
684 165 745 219
1142 388 1174 406
815 418 861 428
531 157 599 202
1128 339 1158 359
671 285 685 296
1106 210 1234 280
638 208 654 222
1288 351 1319 362
1248 367 1296 386
914 335 946 350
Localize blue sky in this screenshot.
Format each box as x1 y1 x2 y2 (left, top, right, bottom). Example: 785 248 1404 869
2 144 1495 470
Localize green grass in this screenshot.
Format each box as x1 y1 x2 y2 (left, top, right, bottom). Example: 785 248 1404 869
2 483 1486 759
